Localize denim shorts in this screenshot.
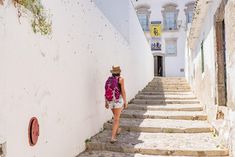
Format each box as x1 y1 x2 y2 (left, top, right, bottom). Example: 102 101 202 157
108 97 123 109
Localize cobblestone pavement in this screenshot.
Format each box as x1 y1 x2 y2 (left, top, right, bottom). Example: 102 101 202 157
78 77 229 156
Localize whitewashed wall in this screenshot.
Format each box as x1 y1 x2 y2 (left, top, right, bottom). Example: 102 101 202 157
185 0 221 121
0 0 154 156
225 0 235 111
132 0 195 77
185 0 235 155
225 1 235 156
184 24 190 83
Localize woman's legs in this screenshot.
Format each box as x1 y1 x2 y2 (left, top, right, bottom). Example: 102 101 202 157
111 108 122 140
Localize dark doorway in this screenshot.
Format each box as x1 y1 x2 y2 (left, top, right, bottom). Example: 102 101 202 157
215 19 227 106
222 20 227 104
154 56 163 76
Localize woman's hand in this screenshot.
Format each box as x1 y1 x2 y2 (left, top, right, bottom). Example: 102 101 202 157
105 101 109 109
124 102 128 109
119 78 127 109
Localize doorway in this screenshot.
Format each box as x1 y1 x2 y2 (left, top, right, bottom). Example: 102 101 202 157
154 56 163 76
215 2 227 106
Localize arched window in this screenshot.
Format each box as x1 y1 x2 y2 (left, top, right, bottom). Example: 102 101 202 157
185 2 195 24
136 5 151 31
162 3 179 31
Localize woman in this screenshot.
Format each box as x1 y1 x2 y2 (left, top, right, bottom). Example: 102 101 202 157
105 66 127 143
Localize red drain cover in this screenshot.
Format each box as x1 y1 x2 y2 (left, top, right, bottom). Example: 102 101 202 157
28 117 39 146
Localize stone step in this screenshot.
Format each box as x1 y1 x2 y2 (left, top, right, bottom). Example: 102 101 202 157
148 82 188 85
78 150 206 157
86 130 229 156
151 80 187 83
149 82 188 85
146 85 190 89
128 104 203 111
104 118 214 133
153 76 186 79
143 89 191 92
145 85 190 89
146 83 189 86
147 84 189 87
150 80 188 83
121 110 207 120
139 91 194 95
153 77 186 80
135 94 196 100
142 89 192 92
132 99 200 105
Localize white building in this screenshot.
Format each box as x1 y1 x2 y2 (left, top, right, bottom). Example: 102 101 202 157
185 0 235 155
0 0 153 156
132 0 195 77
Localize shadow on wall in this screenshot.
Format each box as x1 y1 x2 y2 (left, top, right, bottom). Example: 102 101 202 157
93 0 130 42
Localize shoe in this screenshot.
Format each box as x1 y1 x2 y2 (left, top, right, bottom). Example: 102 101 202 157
110 138 117 144
116 128 122 135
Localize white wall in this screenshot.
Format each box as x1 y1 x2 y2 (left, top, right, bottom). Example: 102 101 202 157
132 0 195 77
184 24 190 83
94 0 130 42
0 0 153 156
185 0 235 155
224 1 235 155
225 0 235 111
185 0 221 121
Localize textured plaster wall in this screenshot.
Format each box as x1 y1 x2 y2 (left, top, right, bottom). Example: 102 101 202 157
225 0 235 111
0 0 153 156
225 0 235 156
188 1 220 122
186 0 235 156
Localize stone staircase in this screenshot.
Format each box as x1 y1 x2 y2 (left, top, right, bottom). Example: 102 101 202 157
78 77 229 157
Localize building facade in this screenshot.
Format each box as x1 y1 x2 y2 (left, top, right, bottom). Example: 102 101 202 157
132 0 195 77
186 0 235 156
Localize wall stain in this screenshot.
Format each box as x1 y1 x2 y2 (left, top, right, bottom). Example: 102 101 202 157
41 52 46 57
35 87 51 105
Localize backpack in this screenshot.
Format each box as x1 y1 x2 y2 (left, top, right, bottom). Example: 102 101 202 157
105 76 121 102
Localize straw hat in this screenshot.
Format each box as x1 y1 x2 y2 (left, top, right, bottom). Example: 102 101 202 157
110 66 121 74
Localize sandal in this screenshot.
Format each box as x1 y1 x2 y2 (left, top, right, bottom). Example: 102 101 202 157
116 128 122 135
110 138 117 144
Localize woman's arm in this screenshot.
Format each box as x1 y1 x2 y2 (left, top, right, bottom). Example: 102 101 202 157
120 77 127 109
105 97 109 109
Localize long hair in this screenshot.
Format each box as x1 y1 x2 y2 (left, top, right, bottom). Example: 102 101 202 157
112 73 120 77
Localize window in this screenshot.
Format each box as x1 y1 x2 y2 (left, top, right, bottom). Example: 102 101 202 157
136 5 151 31
137 13 149 31
185 2 195 24
201 41 204 73
165 38 177 55
162 4 179 31
186 11 193 23
165 11 177 30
